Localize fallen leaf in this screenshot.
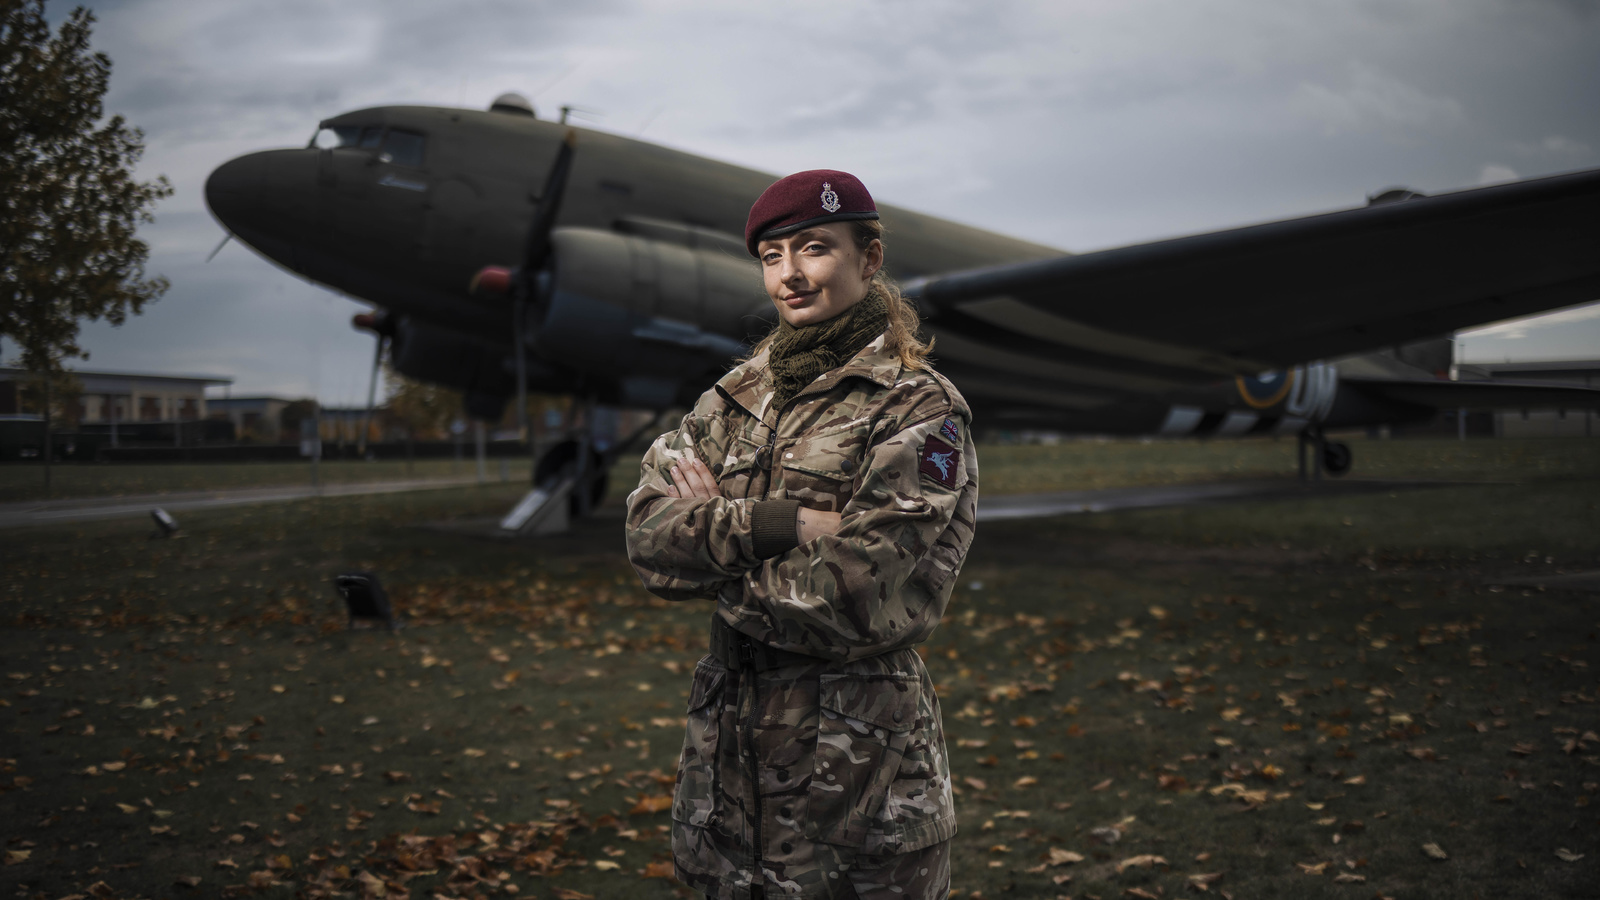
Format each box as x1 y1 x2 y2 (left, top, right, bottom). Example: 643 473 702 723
1013 776 1038 789
1091 778 1113 791
641 860 675 878
1555 848 1584 863
1422 842 1449 860
1125 889 1159 899
1052 873 1073 886
551 889 594 900
593 859 620 871
1343 774 1366 785
1091 826 1123 845
1186 872 1224 892
629 794 672 815
462 748 487 758
1117 854 1168 873
963 776 987 791
1333 873 1366 884
173 875 201 888
4 850 31 865
1047 848 1085 866
101 761 125 772
1297 861 1329 875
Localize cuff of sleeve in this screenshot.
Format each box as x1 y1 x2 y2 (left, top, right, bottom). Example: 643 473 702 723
750 499 802 560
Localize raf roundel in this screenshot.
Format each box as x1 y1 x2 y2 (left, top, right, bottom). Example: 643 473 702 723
744 169 880 257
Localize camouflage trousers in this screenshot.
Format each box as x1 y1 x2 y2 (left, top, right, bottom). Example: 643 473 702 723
705 840 951 900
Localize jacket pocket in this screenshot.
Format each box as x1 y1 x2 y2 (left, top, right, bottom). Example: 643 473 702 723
671 659 725 829
805 673 920 847
780 418 872 513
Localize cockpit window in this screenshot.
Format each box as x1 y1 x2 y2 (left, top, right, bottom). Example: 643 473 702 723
312 124 379 150
380 129 426 168
309 124 425 166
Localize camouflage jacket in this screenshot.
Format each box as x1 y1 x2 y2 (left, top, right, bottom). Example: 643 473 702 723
624 332 978 900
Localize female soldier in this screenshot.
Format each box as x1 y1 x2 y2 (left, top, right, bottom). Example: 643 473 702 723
625 170 978 900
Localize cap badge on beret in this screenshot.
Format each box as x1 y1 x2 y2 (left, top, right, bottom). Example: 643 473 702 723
743 168 879 257
820 183 841 213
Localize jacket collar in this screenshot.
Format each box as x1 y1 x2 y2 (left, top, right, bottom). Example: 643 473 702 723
716 331 901 425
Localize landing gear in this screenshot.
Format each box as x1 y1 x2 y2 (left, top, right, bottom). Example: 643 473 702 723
1322 440 1352 475
497 404 669 536
534 438 609 517
1297 426 1352 482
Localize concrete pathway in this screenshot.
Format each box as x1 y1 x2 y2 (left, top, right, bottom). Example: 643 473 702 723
976 478 1464 521
0 476 485 529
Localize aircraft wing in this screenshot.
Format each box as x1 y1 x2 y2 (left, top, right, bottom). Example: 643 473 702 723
1341 378 1600 411
906 167 1600 390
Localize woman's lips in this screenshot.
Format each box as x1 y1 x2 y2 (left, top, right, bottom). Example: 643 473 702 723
783 290 817 307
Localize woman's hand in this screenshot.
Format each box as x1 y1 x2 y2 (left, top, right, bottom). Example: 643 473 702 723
665 449 841 542
798 508 842 543
666 452 722 500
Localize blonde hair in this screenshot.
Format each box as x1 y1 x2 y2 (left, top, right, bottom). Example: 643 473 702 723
748 218 935 371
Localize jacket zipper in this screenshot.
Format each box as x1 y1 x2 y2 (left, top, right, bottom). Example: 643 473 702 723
745 646 763 896
749 411 779 895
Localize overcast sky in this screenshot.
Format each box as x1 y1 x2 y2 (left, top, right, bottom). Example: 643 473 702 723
33 0 1600 401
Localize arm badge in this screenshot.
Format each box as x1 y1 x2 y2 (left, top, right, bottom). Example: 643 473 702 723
918 436 960 488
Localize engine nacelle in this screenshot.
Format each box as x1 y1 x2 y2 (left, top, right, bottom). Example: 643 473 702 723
531 228 768 383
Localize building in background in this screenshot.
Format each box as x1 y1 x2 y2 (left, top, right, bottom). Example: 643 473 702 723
1467 359 1599 438
0 366 233 424
206 396 296 443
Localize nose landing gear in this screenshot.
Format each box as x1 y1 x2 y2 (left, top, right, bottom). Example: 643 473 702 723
1298 426 1352 481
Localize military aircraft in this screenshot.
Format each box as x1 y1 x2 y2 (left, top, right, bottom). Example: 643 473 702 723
205 92 1600 525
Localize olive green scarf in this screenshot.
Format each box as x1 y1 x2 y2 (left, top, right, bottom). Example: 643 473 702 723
766 287 889 414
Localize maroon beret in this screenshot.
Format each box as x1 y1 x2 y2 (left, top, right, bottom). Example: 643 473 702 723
744 169 879 257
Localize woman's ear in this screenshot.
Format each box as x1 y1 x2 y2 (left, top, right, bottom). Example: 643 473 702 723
861 238 884 281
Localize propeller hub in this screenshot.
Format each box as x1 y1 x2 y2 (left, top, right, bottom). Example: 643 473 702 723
470 265 516 296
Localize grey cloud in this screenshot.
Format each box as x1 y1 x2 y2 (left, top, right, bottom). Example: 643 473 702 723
57 0 1600 396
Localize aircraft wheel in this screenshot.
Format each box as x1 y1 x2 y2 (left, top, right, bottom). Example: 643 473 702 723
534 440 609 512
1322 441 1352 476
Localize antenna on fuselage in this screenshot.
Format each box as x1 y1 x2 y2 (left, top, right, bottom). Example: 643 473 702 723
559 105 601 125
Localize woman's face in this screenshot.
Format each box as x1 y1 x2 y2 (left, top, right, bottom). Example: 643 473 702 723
758 222 883 328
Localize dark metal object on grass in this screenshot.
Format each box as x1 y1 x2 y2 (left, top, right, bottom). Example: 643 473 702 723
150 508 178 538
333 572 401 632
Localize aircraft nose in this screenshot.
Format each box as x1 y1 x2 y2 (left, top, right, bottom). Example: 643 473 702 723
204 152 267 229
205 149 319 269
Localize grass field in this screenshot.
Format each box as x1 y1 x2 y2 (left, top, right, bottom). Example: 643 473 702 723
1 438 1596 899
6 434 1595 505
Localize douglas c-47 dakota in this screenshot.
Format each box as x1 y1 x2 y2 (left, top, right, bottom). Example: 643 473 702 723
204 92 1600 526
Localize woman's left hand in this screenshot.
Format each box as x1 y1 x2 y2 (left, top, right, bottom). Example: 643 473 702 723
666 451 722 499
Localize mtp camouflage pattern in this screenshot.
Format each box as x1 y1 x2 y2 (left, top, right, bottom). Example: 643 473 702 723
624 332 979 899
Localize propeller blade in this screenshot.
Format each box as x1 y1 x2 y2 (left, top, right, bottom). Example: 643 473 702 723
357 333 386 456
521 128 578 276
206 233 233 262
